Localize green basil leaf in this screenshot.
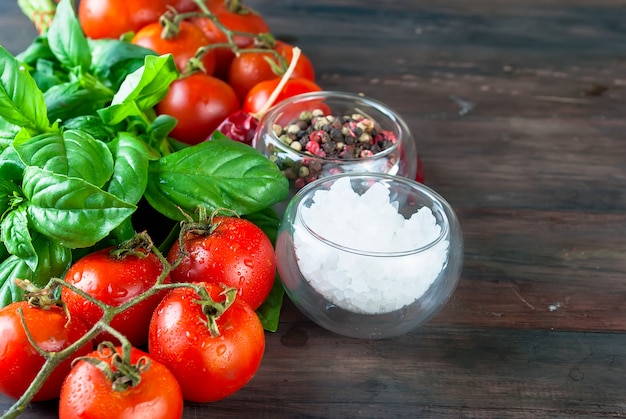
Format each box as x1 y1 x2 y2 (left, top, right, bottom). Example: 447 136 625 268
1 205 36 270
97 54 179 125
106 132 156 205
0 46 49 133
32 59 66 93
44 79 113 122
14 130 114 188
0 180 21 214
0 146 25 181
31 233 72 286
16 35 55 68
23 166 136 249
0 119 20 148
148 114 177 143
61 115 116 142
148 114 179 156
46 0 91 72
256 277 285 332
144 136 289 220
0 255 33 307
89 39 156 90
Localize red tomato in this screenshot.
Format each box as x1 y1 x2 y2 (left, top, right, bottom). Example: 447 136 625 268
148 282 265 402
167 215 276 310
131 20 216 75
0 302 93 401
78 0 169 40
59 346 183 419
156 73 240 145
228 40 316 101
191 1 270 79
61 247 170 348
243 77 323 116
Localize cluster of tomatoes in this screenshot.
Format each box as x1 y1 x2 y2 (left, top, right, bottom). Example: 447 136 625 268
78 0 321 146
0 215 276 417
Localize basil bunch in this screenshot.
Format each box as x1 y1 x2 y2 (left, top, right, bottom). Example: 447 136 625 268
0 0 288 329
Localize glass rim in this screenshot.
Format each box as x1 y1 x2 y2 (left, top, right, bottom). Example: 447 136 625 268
261 91 412 163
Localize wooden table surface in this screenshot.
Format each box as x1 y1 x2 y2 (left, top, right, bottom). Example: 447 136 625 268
1 0 626 417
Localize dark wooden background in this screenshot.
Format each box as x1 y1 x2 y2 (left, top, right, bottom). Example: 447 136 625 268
1 0 626 417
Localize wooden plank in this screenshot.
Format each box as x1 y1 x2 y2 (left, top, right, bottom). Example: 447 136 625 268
4 325 626 417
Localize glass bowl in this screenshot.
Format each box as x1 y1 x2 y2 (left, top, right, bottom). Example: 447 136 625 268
253 91 419 196
275 172 463 339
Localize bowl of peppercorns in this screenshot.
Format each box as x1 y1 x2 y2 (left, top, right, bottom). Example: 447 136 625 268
253 91 419 197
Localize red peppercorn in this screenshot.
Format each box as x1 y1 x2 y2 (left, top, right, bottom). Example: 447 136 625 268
308 130 326 143
305 141 320 154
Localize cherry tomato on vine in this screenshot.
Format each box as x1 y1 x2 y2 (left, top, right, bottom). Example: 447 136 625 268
59 346 183 419
243 77 323 115
131 20 217 75
0 302 93 401
191 1 270 79
167 215 276 310
148 282 265 402
228 40 316 101
61 246 170 348
155 72 240 145
78 0 170 40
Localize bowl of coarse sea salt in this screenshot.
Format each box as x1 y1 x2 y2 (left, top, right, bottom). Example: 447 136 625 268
275 172 463 339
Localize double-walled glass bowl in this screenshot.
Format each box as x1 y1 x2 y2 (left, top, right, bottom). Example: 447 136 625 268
253 91 419 195
275 172 463 339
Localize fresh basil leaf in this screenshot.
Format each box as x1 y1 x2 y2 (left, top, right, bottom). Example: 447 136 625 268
0 46 49 133
31 233 72 286
44 79 113 122
89 39 156 90
32 59 66 93
14 130 114 188
0 180 21 215
1 205 36 270
256 277 285 332
46 0 91 72
0 255 33 307
98 54 179 125
148 114 178 156
0 119 20 146
0 146 25 181
61 115 116 142
106 132 156 205
148 114 177 143
16 35 55 67
22 166 136 249
144 136 289 220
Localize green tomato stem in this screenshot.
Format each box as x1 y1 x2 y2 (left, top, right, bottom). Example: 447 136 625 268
17 0 57 34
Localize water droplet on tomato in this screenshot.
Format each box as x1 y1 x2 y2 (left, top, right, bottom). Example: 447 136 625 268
216 344 227 356
107 284 128 299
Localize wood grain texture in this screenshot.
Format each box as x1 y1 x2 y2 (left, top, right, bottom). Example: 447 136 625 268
1 0 625 417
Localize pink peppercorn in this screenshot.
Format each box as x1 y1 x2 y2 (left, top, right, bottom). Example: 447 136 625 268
305 141 320 154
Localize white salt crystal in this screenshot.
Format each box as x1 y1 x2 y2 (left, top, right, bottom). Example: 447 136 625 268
293 178 449 315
